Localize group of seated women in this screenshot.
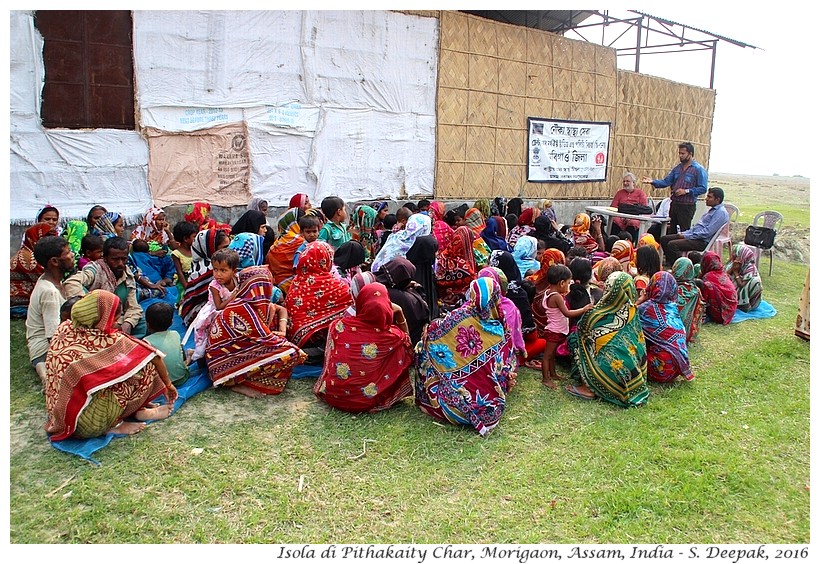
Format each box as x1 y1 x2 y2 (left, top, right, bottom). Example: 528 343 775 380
13 194 764 441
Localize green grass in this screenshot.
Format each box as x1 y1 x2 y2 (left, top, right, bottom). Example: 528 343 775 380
9 259 809 544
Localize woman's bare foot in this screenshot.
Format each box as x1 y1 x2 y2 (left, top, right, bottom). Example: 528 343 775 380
134 404 174 421
230 384 267 398
109 421 146 435
541 377 559 389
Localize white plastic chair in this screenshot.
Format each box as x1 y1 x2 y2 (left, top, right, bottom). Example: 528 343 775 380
749 210 783 276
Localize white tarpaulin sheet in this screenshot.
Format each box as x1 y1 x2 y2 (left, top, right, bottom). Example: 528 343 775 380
9 10 437 222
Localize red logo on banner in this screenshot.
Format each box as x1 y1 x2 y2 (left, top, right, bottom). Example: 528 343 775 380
595 152 605 165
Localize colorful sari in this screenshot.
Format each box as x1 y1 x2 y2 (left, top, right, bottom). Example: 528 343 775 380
92 212 121 240
371 213 432 272
180 228 225 325
473 199 491 219
480 216 511 252
11 222 55 307
284 241 353 348
570 213 600 254
700 252 738 324
435 225 477 308
314 282 414 413
429 201 454 249
63 220 88 265
512 235 540 279
672 257 705 342
206 267 306 394
289 193 311 211
488 250 536 336
266 207 304 291
638 271 694 383
527 248 567 294
44 290 168 441
130 206 170 245
507 208 535 248
569 272 649 408
351 204 378 262
478 266 524 354
184 202 231 232
229 232 265 269
415 277 515 436
726 243 763 312
610 239 634 273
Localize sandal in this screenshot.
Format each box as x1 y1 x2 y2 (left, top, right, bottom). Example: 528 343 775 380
565 384 595 401
524 359 542 370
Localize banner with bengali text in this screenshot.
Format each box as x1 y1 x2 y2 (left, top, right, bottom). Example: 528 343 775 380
527 117 610 183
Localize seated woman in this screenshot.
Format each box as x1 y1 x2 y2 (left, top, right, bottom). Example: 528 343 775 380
228 232 266 270
130 206 175 250
313 282 414 413
531 215 572 254
406 231 439 321
92 211 126 240
349 204 378 264
478 266 525 363
428 201 454 249
610 239 634 274
671 257 706 342
44 290 177 441
206 266 307 397
11 222 56 308
35 205 61 235
371 213 432 273
333 240 366 286
570 213 606 256
699 251 738 324
636 271 694 383
507 208 536 248
284 241 353 349
726 243 763 312
512 235 540 279
266 207 305 290
374 257 429 346
415 277 515 436
435 225 477 310
567 271 649 407
480 216 512 253
184 201 232 232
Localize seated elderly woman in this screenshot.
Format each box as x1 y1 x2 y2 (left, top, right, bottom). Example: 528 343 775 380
206 266 307 397
699 251 738 324
313 282 414 413
636 271 694 383
415 277 516 436
567 271 649 407
44 290 177 441
726 243 763 312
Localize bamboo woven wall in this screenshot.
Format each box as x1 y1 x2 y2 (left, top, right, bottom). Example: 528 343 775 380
434 11 715 201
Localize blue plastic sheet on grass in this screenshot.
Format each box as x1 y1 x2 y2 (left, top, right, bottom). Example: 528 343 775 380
730 300 777 323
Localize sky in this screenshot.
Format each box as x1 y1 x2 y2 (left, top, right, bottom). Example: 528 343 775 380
552 3 813 177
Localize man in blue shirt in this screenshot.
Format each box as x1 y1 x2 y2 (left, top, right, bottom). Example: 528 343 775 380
660 187 729 267
641 141 708 234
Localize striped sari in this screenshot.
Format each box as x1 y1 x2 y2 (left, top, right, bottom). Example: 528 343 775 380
569 271 649 407
671 257 705 342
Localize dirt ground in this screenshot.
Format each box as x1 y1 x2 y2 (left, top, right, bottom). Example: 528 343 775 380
710 172 810 263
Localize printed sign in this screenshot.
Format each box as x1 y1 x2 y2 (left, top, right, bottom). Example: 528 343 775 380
527 118 610 183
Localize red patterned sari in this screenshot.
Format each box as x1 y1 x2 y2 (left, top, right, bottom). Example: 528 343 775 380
284 241 353 348
11 222 55 307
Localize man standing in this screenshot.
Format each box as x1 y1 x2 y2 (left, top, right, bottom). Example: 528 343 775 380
641 142 708 234
26 235 74 386
64 236 146 336
660 187 729 266
610 172 649 241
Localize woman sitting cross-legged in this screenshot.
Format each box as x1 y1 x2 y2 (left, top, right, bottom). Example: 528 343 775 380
567 271 649 407
415 277 516 436
44 290 177 441
206 266 307 397
726 243 763 312
699 251 738 324
313 282 414 413
636 271 695 383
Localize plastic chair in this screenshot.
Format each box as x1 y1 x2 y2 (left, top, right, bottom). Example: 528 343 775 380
749 210 783 276
712 202 739 262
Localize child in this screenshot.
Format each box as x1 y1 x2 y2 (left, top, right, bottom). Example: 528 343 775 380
535 238 548 264
541 264 593 389
129 239 173 301
171 221 198 293
78 234 103 269
378 213 397 250
566 245 588 263
293 214 321 270
634 245 661 296
557 257 596 360
144 302 189 386
317 196 350 251
59 296 81 323
189 248 239 363
417 199 431 214
269 285 289 337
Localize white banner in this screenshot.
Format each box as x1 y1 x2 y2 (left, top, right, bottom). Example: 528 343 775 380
527 118 610 183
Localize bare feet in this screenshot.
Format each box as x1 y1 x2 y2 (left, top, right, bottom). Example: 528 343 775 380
230 384 267 398
541 377 559 389
134 404 174 421
109 421 146 435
